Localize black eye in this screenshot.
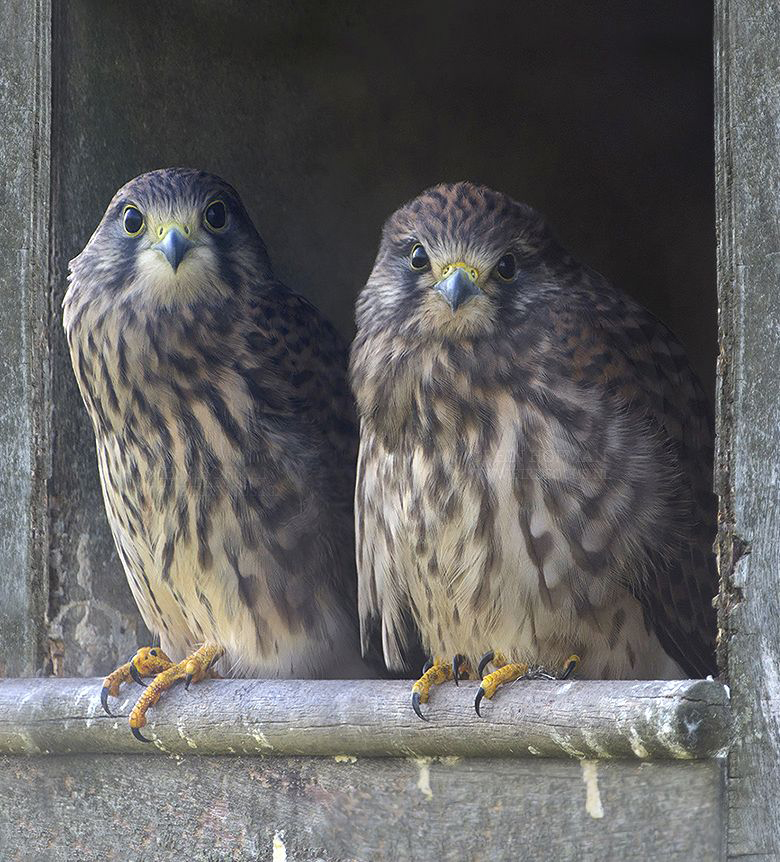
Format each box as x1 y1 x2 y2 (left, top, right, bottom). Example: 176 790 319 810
204 199 227 231
496 253 517 281
123 205 144 237
410 243 430 270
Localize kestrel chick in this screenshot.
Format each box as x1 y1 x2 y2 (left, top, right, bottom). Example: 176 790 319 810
350 182 716 718
64 168 369 739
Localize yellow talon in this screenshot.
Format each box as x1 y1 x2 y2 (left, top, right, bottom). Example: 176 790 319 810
126 643 223 742
131 646 175 678
474 662 529 716
479 663 529 700
475 652 581 716
411 658 454 720
100 646 174 717
412 658 453 703
562 654 580 679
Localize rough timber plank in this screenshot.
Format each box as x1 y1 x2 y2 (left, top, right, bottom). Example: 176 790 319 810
0 0 51 676
0 678 730 760
0 754 724 862
715 1 780 858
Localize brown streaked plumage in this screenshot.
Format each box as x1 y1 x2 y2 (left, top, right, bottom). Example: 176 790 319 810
351 181 717 685
64 168 370 694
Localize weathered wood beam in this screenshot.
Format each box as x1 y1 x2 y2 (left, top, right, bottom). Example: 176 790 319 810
0 0 51 677
0 677 730 759
715 0 780 858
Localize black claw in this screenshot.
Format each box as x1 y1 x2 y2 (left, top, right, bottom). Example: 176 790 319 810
477 651 495 679
184 673 193 691
412 690 429 722
131 726 151 743
452 654 465 686
561 657 578 680
421 658 433 675
474 686 486 717
129 662 147 687
100 686 113 717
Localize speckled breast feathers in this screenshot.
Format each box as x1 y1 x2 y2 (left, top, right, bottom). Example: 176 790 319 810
351 182 716 679
64 168 366 678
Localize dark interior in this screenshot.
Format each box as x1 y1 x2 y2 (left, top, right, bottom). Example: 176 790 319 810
48 1 715 674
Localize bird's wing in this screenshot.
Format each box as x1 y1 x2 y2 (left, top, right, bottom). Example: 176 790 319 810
245 282 358 470
354 429 426 674
541 283 717 677
224 282 360 640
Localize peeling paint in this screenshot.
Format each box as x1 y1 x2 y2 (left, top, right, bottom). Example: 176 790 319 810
580 760 604 819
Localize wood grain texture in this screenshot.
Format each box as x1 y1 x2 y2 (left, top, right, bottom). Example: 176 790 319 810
0 753 724 862
0 0 51 677
0 678 730 760
715 0 780 858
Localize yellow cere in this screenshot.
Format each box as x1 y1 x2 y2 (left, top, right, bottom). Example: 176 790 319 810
441 261 479 282
155 221 191 239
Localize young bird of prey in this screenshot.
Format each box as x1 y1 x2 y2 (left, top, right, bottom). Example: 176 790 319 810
350 182 717 718
64 168 370 740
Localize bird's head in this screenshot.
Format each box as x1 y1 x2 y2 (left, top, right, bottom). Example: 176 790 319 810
68 168 272 309
358 181 564 340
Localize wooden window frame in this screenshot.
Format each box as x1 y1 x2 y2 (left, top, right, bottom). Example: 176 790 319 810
1 2 778 858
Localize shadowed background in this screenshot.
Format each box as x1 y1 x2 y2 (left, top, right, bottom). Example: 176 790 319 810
48 1 714 676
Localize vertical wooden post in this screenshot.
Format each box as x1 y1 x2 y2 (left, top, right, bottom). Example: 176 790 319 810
0 0 51 676
715 1 780 857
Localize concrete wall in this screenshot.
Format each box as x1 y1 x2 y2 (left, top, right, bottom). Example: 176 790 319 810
40 0 715 675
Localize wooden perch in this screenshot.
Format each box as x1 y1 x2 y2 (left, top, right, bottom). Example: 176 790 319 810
0 677 730 759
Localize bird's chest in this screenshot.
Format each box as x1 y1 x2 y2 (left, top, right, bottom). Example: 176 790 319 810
365 393 566 650
94 424 174 541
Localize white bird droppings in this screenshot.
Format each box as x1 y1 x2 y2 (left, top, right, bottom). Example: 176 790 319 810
416 758 433 800
272 830 287 862
581 760 604 819
627 727 650 759
252 731 273 750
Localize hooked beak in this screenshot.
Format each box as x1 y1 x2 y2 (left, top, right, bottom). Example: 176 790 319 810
434 267 481 312
153 226 194 272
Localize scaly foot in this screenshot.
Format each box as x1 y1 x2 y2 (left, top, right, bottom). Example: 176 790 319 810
474 652 579 716
100 647 175 716
100 644 223 742
411 655 473 720
129 643 223 742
